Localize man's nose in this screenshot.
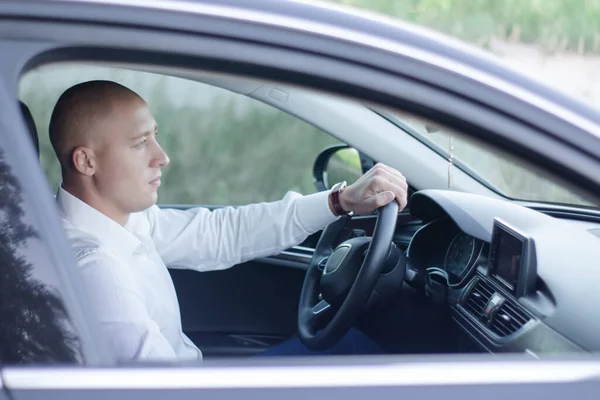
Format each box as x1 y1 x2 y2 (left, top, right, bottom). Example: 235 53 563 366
153 143 170 167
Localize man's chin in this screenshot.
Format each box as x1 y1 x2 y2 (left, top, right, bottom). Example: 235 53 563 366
147 193 158 208
131 194 158 213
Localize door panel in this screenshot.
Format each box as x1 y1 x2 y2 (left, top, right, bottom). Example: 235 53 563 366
173 243 334 358
166 202 312 357
165 204 423 358
169 259 306 357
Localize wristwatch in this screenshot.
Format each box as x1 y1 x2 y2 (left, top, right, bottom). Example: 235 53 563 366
329 181 353 216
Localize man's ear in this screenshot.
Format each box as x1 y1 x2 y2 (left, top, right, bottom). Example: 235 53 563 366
71 146 96 176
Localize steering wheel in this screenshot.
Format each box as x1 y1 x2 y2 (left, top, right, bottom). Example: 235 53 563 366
297 201 404 351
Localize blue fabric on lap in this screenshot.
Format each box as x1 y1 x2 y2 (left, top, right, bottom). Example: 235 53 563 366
257 328 381 356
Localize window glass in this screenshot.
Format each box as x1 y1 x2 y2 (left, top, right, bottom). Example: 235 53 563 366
385 112 596 207
19 64 341 205
0 147 83 364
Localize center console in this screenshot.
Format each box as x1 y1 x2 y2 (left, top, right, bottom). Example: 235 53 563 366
454 218 537 346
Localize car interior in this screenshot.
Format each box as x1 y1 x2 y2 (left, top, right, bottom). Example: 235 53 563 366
16 60 600 361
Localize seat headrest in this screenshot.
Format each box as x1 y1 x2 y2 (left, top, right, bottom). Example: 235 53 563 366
19 101 39 156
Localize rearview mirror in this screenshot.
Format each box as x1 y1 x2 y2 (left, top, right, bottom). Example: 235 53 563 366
313 145 363 191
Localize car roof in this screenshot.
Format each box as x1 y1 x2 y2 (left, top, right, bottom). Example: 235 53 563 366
4 0 600 126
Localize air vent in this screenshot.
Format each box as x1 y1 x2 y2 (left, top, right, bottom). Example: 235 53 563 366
464 279 494 318
490 301 530 337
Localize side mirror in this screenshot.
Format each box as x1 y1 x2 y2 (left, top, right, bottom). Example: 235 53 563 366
313 145 363 192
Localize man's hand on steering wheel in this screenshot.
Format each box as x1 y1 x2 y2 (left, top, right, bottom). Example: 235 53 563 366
337 163 408 215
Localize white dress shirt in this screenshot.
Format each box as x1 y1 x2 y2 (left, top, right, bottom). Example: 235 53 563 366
57 187 338 363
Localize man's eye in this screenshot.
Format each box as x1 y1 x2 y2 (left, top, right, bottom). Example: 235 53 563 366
135 139 147 147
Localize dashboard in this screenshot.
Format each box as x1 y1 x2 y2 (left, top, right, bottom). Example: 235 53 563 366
405 189 600 355
407 217 487 286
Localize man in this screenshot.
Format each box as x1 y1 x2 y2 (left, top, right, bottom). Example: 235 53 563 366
50 80 408 362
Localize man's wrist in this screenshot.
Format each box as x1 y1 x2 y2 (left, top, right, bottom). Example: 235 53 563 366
328 182 352 216
338 190 352 214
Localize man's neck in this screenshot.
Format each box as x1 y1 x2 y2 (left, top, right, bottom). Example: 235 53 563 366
62 183 130 226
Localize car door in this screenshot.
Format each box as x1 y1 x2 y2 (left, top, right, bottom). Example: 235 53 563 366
3 1 600 399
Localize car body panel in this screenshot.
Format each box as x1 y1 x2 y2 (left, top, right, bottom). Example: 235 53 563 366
3 360 600 399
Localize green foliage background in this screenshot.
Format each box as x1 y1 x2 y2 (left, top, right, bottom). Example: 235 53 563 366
331 0 600 54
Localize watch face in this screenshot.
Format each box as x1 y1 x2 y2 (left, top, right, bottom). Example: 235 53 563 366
332 181 347 192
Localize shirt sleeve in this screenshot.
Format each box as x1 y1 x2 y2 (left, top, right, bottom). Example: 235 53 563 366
76 249 178 362
146 190 338 271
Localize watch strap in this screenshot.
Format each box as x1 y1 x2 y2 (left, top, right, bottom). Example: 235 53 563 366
329 181 350 216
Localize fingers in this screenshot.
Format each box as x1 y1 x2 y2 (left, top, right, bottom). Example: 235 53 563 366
367 191 395 209
343 162 408 215
391 184 408 210
372 166 408 192
383 181 408 210
368 164 408 210
370 163 406 184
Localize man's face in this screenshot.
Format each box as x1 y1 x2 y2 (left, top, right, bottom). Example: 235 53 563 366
91 96 169 214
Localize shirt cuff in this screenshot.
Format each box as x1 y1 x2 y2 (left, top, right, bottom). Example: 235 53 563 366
295 190 339 233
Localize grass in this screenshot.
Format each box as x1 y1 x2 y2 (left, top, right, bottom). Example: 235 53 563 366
328 0 600 54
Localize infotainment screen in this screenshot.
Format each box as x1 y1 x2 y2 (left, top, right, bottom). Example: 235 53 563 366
492 228 523 292
488 219 536 297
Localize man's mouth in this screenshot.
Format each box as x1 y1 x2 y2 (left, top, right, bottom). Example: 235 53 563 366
149 176 161 186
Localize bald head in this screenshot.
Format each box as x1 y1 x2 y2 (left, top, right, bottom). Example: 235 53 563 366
49 80 145 172
49 80 168 223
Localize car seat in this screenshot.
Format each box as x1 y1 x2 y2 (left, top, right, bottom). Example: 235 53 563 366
19 101 39 156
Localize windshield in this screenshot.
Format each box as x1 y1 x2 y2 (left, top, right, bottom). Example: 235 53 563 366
386 113 596 208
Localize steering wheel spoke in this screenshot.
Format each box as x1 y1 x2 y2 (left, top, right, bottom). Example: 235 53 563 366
311 299 333 325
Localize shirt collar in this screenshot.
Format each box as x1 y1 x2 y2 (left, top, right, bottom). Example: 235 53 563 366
56 186 143 259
